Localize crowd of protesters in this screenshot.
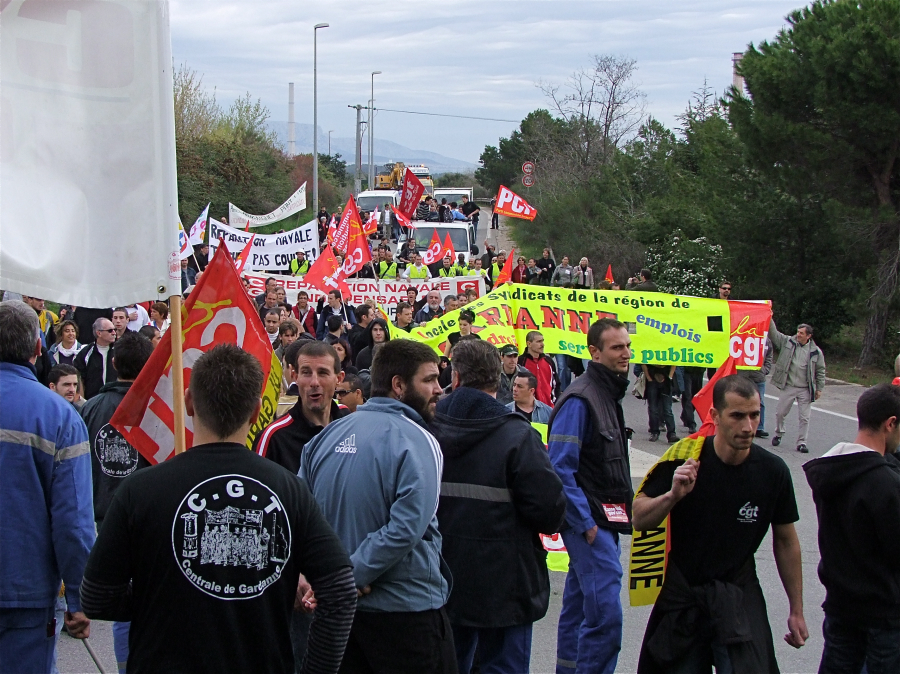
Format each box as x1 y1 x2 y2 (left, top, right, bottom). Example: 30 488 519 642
10 222 888 674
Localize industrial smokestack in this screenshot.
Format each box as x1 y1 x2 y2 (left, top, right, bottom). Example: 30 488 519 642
288 82 295 158
732 53 745 92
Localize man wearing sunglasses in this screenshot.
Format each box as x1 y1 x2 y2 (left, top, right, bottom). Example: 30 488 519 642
335 374 365 413
74 318 118 399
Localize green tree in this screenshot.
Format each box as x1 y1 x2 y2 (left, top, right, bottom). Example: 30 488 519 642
726 0 900 365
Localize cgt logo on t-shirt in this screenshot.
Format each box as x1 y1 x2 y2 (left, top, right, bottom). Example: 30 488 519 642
172 475 292 600
738 502 759 524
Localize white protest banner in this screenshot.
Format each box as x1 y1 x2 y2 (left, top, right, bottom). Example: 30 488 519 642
1 1 179 306
208 219 319 271
229 182 307 228
243 272 485 320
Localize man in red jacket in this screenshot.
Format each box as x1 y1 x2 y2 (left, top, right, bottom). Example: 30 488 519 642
518 331 558 406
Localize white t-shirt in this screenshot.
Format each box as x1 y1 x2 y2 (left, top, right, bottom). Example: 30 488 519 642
97 344 110 382
126 304 151 332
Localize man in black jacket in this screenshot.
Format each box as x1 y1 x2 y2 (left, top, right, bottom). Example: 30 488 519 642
74 318 118 398
547 318 633 674
805 383 900 673
430 339 565 673
79 331 153 673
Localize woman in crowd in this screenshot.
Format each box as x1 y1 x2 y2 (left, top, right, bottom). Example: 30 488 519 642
327 336 358 376
574 257 594 289
444 310 482 355
149 302 170 335
49 320 82 365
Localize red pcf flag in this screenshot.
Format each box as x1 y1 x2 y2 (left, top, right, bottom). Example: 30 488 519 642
110 243 282 464
688 356 739 439
398 168 425 219
605 264 614 283
494 248 516 286
421 228 444 265
304 243 350 297
494 185 537 221
333 196 362 252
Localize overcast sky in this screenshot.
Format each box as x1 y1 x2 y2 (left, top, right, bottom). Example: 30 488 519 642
170 0 802 164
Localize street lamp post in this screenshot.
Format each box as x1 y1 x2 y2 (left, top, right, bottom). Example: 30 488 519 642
368 71 381 190
313 22 329 214
328 130 334 156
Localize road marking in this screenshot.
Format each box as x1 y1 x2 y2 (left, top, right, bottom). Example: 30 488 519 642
764 394 857 421
630 447 658 478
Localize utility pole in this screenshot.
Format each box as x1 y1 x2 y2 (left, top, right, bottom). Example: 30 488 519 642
328 130 333 156
287 83 295 158
368 71 381 190
313 23 329 214
349 104 363 196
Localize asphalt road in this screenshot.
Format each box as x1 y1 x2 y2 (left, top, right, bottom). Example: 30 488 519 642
58 376 865 674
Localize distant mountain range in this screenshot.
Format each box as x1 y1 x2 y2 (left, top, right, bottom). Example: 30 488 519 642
268 122 476 175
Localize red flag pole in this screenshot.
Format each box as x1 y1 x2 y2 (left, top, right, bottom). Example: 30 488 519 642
169 292 187 454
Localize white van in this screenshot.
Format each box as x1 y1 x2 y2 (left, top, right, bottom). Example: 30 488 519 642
407 221 478 262
433 187 473 206
356 189 400 214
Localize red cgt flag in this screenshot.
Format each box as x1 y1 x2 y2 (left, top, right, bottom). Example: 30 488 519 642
304 244 350 297
333 196 362 253
110 242 282 464
338 213 373 279
394 208 416 230
494 185 537 221
442 232 455 261
398 168 425 219
421 228 444 265
234 234 256 275
494 248 516 286
688 356 739 439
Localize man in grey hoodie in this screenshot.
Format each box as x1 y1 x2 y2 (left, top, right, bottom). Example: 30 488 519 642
300 339 454 673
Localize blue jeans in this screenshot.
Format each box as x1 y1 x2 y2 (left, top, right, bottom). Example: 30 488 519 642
556 527 622 674
453 623 533 674
820 614 900 674
113 621 130 674
646 379 676 436
556 354 572 392
755 380 767 431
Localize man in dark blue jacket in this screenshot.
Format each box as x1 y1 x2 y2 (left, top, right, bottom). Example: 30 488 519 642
431 339 565 673
0 300 95 671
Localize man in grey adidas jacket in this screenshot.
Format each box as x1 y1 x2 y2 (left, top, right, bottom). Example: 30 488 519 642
300 339 455 673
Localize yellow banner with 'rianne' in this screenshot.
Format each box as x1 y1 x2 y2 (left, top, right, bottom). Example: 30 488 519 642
407 284 769 367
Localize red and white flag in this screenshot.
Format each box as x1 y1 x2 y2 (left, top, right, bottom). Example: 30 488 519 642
303 244 350 297
394 208 416 230
110 242 282 464
188 203 210 245
421 229 445 265
363 206 379 236
494 185 537 221
339 212 373 278
398 168 425 219
326 214 338 243
333 196 362 253
234 234 256 275
442 232 455 261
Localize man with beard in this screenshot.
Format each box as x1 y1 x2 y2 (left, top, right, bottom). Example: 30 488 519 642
301 340 454 673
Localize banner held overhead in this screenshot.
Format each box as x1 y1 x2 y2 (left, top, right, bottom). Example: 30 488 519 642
229 182 307 228
208 219 319 271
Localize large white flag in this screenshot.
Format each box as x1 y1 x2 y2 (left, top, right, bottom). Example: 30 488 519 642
0 0 179 307
229 182 307 228
188 203 210 245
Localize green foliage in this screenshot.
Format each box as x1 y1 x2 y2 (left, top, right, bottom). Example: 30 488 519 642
646 232 724 297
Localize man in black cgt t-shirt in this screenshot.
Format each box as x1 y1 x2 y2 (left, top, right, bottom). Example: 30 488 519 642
632 375 808 674
80 344 356 674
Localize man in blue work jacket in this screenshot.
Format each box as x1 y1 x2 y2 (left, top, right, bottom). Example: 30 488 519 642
548 318 633 674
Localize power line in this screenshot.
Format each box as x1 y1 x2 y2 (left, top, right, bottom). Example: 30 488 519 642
374 107 520 124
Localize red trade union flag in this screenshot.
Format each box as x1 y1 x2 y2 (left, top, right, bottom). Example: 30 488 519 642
304 243 350 297
110 242 281 464
494 185 537 221
398 168 425 219
421 228 444 265
494 248 516 286
333 196 362 252
688 356 739 439
326 214 337 243
728 301 772 369
363 207 379 236
605 264 614 283
394 208 416 230
234 234 256 275
338 216 373 278
442 232 454 260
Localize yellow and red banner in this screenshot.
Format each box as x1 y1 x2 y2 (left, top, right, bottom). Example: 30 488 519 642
111 244 282 464
404 284 771 367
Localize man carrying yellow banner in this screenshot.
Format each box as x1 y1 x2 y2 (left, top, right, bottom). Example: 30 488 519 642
631 375 808 673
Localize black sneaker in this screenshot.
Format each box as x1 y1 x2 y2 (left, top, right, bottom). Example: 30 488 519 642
755 430 770 438
687 426 697 435
772 435 782 447
649 433 659 442
797 444 809 454
667 434 680 444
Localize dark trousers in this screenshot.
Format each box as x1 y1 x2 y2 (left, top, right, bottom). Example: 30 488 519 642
453 623 533 674
646 379 676 435
819 614 900 674
339 607 457 674
679 367 705 431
